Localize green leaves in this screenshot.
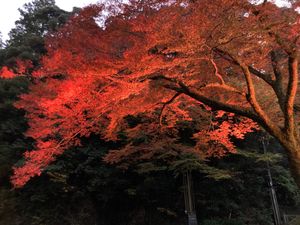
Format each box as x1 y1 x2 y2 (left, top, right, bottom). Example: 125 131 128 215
236 148 282 163
169 154 232 180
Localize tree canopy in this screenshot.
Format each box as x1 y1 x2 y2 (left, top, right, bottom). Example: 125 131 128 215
2 0 300 188
1 1 300 225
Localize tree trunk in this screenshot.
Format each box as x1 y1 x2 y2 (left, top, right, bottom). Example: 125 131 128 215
264 128 300 189
286 147 300 189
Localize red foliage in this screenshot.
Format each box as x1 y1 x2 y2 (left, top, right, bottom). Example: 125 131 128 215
0 66 16 79
194 114 259 158
11 0 300 187
0 60 33 79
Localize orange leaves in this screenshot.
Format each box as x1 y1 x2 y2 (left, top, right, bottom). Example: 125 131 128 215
14 0 297 187
0 60 33 79
193 112 258 158
11 140 60 188
231 117 259 139
0 66 16 79
12 164 42 188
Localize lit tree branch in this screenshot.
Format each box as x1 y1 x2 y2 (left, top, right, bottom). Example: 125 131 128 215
210 58 225 85
285 52 299 136
159 92 182 125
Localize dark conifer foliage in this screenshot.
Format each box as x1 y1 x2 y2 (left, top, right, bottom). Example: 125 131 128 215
0 0 71 67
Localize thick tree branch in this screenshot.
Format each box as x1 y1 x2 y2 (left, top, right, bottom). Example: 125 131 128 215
213 47 274 86
213 48 283 137
213 47 291 139
285 53 298 136
149 74 261 122
238 62 283 138
270 51 286 112
148 62 286 143
150 73 245 97
248 66 274 86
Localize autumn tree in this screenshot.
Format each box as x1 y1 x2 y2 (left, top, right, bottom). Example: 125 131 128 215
5 0 300 188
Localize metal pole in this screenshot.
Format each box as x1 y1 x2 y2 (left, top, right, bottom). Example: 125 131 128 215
262 138 282 225
184 171 198 225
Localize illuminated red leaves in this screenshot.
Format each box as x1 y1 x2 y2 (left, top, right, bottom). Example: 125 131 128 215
193 113 258 157
11 140 61 188
0 66 16 79
11 0 298 187
0 60 33 79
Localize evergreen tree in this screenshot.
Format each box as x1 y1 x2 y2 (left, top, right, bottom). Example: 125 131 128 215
0 0 71 67
0 32 4 49
0 1 72 224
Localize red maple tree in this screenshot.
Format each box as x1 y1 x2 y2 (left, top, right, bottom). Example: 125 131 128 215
8 0 300 188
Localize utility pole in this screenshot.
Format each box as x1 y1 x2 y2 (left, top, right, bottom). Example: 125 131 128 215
183 171 198 225
262 138 282 225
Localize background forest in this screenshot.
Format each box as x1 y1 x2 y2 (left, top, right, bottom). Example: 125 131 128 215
0 1 300 225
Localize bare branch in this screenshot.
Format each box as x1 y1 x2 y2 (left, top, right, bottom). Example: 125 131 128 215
210 58 225 85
